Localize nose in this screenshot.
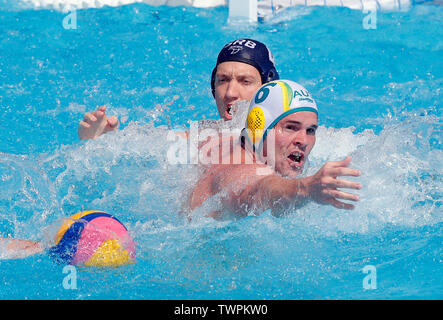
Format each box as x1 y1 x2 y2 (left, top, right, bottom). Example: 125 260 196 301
292 130 308 150
225 80 240 100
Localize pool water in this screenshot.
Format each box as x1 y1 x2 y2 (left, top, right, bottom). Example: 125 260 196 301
0 2 442 299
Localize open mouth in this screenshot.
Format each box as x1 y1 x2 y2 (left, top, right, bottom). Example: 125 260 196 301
287 151 304 168
224 104 234 120
224 101 246 120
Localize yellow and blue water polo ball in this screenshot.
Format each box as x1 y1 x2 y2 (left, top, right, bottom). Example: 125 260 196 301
48 210 136 267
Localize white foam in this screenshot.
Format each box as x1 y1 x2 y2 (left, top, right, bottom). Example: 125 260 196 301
14 0 226 12
257 0 412 17
182 109 442 234
8 0 413 13
302 112 442 234
0 153 60 240
1 106 440 241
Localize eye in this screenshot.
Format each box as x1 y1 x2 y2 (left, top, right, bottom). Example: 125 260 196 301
216 76 228 84
307 127 317 135
284 124 298 132
240 77 258 86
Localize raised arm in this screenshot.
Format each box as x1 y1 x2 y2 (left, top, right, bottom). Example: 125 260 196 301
78 106 120 140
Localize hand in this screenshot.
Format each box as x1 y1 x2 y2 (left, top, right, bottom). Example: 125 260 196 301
302 156 362 210
78 106 120 140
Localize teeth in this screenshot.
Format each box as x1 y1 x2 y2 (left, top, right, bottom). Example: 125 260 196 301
227 106 232 115
289 152 302 162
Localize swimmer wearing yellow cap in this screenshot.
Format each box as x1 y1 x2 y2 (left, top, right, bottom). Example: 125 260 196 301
189 80 362 218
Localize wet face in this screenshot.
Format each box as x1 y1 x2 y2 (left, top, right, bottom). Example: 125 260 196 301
262 111 318 178
214 61 262 121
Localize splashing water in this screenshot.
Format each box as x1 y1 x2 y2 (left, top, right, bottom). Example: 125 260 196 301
0 3 442 299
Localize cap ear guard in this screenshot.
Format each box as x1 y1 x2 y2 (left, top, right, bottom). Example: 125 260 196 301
246 106 266 144
265 69 277 84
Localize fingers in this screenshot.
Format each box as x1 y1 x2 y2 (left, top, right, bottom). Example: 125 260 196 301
83 107 108 127
107 116 119 129
321 159 361 191
329 198 355 210
318 179 361 210
78 121 90 129
323 188 360 202
327 156 352 168
92 109 106 120
322 175 362 190
102 116 120 134
78 106 115 140
335 178 362 190
314 156 363 210
327 166 361 178
83 112 97 123
84 106 107 122
78 121 92 140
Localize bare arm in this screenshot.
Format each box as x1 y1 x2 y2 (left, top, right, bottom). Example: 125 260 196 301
214 157 362 216
213 164 306 216
232 174 309 215
0 238 43 259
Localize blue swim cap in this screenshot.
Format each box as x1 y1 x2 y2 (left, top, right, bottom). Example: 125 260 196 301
211 39 279 96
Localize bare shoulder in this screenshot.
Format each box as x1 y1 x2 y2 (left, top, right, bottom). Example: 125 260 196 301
211 163 272 195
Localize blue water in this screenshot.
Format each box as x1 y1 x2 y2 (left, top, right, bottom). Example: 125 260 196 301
0 2 442 299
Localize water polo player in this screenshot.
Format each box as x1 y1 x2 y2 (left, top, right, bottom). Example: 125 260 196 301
189 80 362 218
2 82 362 259
78 38 279 139
211 38 279 121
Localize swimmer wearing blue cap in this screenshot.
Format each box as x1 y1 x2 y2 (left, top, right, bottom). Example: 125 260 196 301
189 80 362 218
211 38 279 121
78 39 279 139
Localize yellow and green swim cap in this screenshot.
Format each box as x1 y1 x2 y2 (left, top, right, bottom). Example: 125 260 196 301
244 79 318 152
